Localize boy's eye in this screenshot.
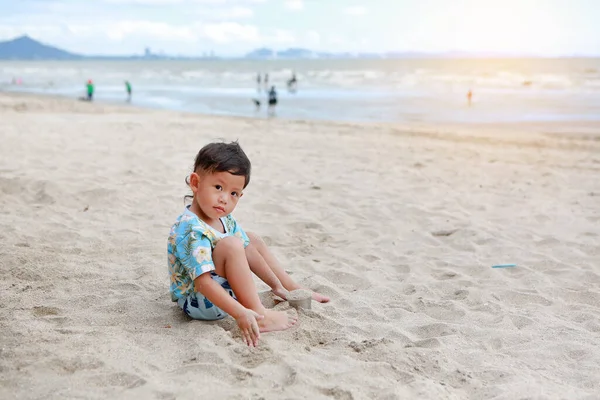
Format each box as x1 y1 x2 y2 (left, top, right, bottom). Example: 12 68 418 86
215 185 222 190
231 192 238 197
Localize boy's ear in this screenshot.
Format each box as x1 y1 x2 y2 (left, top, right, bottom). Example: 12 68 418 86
239 192 244 198
188 172 200 193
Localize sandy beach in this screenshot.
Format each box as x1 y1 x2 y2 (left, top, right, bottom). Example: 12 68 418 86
1 92 599 399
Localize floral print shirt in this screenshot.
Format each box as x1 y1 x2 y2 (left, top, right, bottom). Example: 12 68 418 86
168 206 250 301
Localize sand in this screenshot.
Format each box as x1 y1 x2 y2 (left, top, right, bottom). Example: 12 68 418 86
287 289 313 301
0 92 599 399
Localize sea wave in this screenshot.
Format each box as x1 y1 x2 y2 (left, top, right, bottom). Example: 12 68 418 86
2 58 600 123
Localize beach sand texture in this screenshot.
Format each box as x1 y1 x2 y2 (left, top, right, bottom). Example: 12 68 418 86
1 93 599 399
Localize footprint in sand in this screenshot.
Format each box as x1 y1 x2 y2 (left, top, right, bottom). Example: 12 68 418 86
413 298 466 321
323 270 371 290
348 338 393 353
498 290 552 306
361 254 381 263
51 357 105 374
412 338 441 348
393 264 411 275
509 315 535 330
402 284 416 295
234 344 275 369
293 327 342 348
32 306 60 317
432 269 461 281
410 322 457 339
184 349 226 366
89 372 146 389
450 289 469 300
231 346 299 386
319 386 354 400
32 306 70 326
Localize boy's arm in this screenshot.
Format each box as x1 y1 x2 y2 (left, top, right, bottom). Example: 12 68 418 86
194 273 246 319
195 273 263 347
175 226 260 345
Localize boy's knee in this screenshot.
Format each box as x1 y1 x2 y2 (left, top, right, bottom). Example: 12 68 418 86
215 236 245 252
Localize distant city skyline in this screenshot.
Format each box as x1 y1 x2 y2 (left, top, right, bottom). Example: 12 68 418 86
0 0 599 57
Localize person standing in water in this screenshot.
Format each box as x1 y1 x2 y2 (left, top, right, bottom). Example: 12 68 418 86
267 85 277 116
125 81 132 102
287 71 297 92
86 80 95 101
256 73 261 92
264 73 269 91
467 89 473 106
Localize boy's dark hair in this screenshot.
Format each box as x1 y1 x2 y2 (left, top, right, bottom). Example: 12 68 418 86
185 141 251 189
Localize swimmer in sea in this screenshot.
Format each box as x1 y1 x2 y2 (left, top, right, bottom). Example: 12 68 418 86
268 85 277 116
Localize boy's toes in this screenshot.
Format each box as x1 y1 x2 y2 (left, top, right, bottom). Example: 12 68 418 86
272 287 289 301
287 310 298 325
312 292 330 303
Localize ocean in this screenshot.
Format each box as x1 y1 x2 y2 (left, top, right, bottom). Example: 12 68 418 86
1 58 600 123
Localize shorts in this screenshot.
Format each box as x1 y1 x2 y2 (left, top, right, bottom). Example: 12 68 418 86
268 99 277 106
177 273 236 321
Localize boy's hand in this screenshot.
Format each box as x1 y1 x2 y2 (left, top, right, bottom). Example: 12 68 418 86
235 309 263 347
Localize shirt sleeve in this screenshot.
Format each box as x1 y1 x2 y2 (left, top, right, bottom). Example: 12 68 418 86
175 230 215 280
227 215 250 248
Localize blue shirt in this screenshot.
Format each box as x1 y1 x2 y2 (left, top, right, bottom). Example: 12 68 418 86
167 206 250 301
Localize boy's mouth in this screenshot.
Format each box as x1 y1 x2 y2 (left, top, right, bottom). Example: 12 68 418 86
214 206 226 213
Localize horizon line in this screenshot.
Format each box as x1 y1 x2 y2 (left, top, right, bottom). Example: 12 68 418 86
1 35 600 59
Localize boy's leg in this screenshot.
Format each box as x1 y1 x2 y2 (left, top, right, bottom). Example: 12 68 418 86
245 244 289 300
246 232 330 303
213 237 297 332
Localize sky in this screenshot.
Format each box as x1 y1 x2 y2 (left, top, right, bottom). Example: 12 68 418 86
0 0 599 56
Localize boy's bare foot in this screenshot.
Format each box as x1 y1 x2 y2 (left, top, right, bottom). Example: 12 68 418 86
258 309 297 332
286 285 330 303
272 286 289 301
311 291 330 303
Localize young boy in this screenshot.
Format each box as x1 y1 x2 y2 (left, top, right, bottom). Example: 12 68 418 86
168 141 329 347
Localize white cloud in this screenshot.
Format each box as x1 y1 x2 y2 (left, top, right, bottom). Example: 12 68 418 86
105 20 197 41
326 34 346 46
104 0 225 4
306 30 320 44
202 22 259 43
344 6 366 16
0 0 294 55
285 0 303 11
0 19 263 54
218 6 254 18
270 29 295 43
0 25 61 41
103 0 265 4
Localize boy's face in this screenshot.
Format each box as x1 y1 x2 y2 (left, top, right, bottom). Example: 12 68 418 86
189 171 245 221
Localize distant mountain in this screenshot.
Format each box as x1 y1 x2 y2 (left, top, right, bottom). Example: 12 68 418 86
0 35 582 61
245 47 326 59
0 35 82 60
243 47 565 60
277 48 316 58
244 47 439 59
245 47 277 58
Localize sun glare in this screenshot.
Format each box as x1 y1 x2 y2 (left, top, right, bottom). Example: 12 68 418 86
429 0 562 54
406 0 569 52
